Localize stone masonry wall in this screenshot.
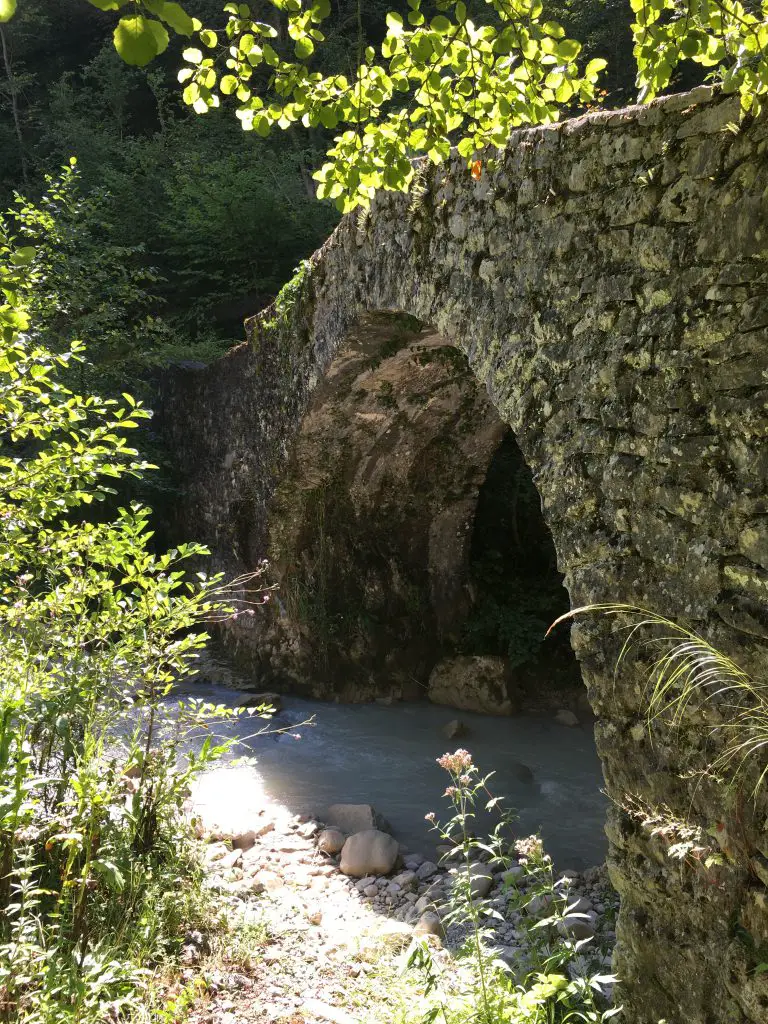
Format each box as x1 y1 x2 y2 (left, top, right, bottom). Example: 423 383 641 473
158 86 768 1023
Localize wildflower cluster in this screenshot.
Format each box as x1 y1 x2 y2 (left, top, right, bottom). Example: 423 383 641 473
409 750 620 1024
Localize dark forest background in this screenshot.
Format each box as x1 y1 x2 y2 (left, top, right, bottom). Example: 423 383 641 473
0 0 707 376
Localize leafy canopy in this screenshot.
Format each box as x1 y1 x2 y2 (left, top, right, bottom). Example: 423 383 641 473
28 0 768 210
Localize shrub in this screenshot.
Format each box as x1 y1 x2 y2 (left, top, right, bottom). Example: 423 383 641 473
0 174 257 1021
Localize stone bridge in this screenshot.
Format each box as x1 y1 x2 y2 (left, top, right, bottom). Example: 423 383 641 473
159 86 768 1023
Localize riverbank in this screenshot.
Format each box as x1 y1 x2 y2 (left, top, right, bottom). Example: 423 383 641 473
162 767 618 1023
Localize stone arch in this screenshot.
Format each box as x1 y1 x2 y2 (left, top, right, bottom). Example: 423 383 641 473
159 87 768 1024
258 310 578 709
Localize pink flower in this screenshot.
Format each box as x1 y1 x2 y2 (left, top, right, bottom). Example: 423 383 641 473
436 749 474 774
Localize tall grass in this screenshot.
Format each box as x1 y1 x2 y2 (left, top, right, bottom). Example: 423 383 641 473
550 604 768 797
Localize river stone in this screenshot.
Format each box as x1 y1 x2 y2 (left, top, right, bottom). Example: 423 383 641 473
391 869 417 889
526 893 553 916
501 865 524 885
325 803 392 835
442 718 468 739
555 709 579 727
414 911 444 940
557 914 596 941
220 848 243 869
468 862 493 899
510 761 535 784
567 896 593 914
317 828 346 855
403 853 425 870
416 860 438 881
238 691 283 712
340 829 399 877
427 656 515 715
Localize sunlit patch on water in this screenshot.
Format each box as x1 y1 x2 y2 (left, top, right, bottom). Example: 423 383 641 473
176 685 608 870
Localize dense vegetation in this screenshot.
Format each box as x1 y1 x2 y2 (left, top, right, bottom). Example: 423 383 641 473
0 0 339 366
0 188 253 1020
40 0 764 211
1 0 767 1021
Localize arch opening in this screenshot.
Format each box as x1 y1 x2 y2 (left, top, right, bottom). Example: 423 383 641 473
259 312 584 716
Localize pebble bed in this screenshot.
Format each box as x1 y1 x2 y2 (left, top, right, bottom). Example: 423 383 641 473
183 796 618 1024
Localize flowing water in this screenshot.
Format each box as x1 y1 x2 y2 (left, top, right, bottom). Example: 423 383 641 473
179 684 608 871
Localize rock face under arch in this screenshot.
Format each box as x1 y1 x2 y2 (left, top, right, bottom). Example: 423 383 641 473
159 86 768 1023
264 314 509 699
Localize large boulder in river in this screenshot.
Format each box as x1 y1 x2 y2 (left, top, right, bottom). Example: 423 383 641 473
428 656 515 715
325 803 392 835
340 829 399 877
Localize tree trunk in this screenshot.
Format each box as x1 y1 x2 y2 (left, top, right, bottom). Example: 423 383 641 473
0 24 28 189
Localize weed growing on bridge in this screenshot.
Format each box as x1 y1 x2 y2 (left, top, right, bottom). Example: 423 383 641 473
260 258 312 333
551 605 768 799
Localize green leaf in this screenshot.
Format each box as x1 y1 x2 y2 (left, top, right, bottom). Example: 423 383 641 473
87 0 128 10
254 113 271 136
680 35 700 58
585 57 607 77
93 859 126 892
114 15 164 66
147 19 170 56
295 36 315 58
386 11 404 34
220 74 238 94
319 106 338 128
158 1 195 35
555 38 581 61
542 20 565 38
430 14 451 32
0 0 16 21
183 47 203 63
200 28 218 47
311 0 331 19
10 247 36 267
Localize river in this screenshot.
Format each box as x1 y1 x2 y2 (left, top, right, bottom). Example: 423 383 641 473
179 684 608 871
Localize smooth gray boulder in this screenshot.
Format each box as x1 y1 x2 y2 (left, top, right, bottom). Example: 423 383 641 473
414 911 444 940
501 865 525 885
442 718 468 739
317 828 346 855
557 913 596 940
325 803 392 835
469 861 494 898
416 860 438 881
555 709 579 727
238 691 283 712
340 829 399 877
